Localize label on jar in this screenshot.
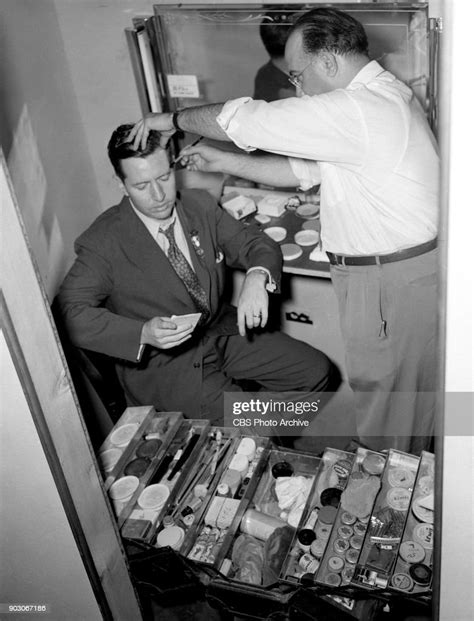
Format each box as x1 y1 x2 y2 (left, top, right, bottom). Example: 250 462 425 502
388 468 415 489
387 487 412 511
391 572 414 591
299 553 316 571
413 523 434 549
399 540 426 564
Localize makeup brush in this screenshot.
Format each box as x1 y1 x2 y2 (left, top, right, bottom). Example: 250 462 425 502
171 136 203 168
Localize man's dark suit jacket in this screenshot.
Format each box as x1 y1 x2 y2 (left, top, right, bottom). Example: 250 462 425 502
57 189 282 417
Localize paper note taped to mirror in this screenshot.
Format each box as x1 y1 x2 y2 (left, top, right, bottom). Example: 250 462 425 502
167 75 200 98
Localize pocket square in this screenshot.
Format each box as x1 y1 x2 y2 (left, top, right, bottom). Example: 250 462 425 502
216 250 224 264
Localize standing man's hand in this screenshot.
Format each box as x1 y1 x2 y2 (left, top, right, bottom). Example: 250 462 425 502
141 316 194 349
179 143 233 174
237 271 269 337
127 113 175 150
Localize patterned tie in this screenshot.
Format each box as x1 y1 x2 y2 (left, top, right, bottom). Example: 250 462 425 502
162 222 210 323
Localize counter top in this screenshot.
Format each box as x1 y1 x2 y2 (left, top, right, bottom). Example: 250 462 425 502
222 186 330 279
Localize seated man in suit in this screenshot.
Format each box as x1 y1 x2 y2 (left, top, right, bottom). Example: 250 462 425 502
57 124 340 434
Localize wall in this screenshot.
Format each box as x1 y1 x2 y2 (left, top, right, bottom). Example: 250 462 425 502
0 1 153 296
438 1 474 619
53 0 153 216
0 0 103 297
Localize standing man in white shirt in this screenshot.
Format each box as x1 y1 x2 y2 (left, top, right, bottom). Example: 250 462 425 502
128 8 439 453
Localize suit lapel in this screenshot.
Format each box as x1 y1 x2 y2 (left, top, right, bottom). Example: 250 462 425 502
117 198 195 308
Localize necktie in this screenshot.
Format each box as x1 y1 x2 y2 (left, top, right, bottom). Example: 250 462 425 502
162 222 210 323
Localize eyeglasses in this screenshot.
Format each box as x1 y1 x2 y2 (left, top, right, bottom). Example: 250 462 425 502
288 60 313 89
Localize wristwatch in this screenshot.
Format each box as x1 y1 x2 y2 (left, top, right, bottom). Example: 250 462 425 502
172 111 181 131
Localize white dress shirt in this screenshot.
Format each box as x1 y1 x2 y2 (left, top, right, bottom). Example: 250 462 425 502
130 201 194 264
217 61 439 255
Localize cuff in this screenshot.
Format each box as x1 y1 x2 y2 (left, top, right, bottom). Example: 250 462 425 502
137 342 145 362
216 97 257 152
246 266 277 293
288 157 321 191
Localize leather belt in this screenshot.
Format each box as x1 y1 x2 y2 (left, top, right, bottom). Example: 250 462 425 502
326 238 437 267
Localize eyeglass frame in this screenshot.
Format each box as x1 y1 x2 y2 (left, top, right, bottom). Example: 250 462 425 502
288 59 314 88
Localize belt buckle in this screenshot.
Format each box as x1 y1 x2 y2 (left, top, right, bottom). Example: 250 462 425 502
337 255 346 266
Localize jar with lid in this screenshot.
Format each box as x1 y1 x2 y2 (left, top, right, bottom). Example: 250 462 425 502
240 509 286 541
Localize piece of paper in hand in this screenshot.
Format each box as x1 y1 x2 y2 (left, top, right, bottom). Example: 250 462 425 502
170 312 201 330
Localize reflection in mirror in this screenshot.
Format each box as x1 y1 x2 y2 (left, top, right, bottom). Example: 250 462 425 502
253 6 298 101
153 4 431 115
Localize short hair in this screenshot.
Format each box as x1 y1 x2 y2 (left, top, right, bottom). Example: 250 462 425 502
107 124 163 181
292 8 369 57
259 10 295 58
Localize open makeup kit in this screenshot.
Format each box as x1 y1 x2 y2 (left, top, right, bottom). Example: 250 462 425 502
98 407 435 620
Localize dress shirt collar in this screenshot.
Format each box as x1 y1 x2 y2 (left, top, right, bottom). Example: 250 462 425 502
128 197 177 238
347 60 386 89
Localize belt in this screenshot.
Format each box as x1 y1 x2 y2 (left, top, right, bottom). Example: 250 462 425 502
326 238 437 267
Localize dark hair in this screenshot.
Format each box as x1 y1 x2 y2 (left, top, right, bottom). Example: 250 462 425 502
107 124 163 180
259 10 295 58
292 8 368 57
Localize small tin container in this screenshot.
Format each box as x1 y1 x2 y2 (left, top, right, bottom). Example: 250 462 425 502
328 556 345 573
325 572 342 586
310 538 327 558
337 525 353 539
318 505 337 525
334 538 349 554
353 521 367 537
341 511 357 526
345 548 360 564
350 535 363 550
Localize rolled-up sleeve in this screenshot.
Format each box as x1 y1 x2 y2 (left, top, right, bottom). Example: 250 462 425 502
217 97 256 151
289 158 321 191
216 93 364 167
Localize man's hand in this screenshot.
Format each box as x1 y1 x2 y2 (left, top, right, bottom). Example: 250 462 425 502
179 143 233 174
237 271 269 337
127 113 175 150
141 316 194 349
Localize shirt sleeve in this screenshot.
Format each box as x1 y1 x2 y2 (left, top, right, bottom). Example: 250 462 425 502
137 342 145 362
289 158 322 191
217 97 256 151
216 93 365 167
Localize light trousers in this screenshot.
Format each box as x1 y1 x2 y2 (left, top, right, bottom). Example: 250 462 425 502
330 249 438 454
